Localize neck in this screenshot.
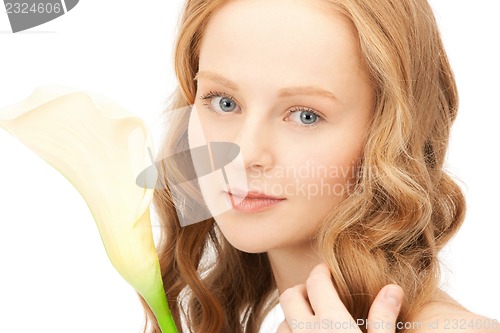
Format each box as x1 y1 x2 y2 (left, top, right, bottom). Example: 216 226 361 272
267 242 323 294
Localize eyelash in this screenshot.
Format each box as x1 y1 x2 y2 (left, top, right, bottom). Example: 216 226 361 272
199 90 324 128
200 90 236 108
285 107 323 128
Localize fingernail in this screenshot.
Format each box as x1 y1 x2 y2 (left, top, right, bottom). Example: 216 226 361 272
384 285 402 308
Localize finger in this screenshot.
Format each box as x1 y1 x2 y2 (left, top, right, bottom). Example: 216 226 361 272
279 284 314 322
276 320 292 333
306 263 353 325
367 284 404 333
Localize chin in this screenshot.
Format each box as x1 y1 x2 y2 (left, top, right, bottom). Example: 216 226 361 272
226 239 273 254
214 216 280 254
220 228 275 254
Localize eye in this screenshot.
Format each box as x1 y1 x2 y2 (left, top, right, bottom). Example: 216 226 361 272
199 91 241 114
286 108 323 127
217 96 237 112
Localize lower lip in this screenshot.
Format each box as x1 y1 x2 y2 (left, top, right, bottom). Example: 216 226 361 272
225 192 285 213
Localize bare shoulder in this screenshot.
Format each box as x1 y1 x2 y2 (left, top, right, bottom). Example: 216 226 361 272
404 290 500 333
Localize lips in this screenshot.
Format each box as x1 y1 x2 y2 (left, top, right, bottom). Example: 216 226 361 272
224 189 286 213
225 189 285 200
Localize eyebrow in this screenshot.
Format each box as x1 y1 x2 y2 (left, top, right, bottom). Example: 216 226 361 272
194 70 338 102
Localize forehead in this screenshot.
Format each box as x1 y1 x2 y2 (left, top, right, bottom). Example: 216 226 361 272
198 0 364 88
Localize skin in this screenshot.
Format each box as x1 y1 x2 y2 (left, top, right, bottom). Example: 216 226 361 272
190 0 499 332
194 0 372 261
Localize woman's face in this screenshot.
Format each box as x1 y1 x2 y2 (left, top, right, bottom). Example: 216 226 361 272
191 0 374 253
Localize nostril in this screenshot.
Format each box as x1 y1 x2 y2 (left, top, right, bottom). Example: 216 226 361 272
249 161 264 168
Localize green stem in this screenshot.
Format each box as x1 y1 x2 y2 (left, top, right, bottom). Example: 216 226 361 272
146 281 178 333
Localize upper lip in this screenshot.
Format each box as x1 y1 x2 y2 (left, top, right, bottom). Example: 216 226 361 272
225 188 285 200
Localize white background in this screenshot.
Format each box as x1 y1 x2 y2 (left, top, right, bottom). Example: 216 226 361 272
0 1 498 332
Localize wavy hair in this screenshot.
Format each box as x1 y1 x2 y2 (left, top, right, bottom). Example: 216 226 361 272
139 0 466 332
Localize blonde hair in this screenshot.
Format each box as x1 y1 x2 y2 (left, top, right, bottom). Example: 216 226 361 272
139 0 466 332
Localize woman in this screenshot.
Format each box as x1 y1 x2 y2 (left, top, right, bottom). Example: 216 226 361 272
140 0 499 332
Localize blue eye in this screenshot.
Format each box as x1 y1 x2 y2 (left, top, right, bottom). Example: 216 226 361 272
300 111 318 124
200 91 240 114
217 96 237 112
287 108 322 127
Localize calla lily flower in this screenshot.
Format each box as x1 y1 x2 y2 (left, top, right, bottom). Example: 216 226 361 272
0 86 177 333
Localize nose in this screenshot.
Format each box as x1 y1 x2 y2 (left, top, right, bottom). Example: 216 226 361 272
233 111 275 172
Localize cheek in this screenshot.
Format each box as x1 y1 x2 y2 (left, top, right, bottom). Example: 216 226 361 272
283 144 360 196
193 101 236 140
292 164 353 203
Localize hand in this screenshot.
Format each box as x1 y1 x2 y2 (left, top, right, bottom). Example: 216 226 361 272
277 263 404 333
